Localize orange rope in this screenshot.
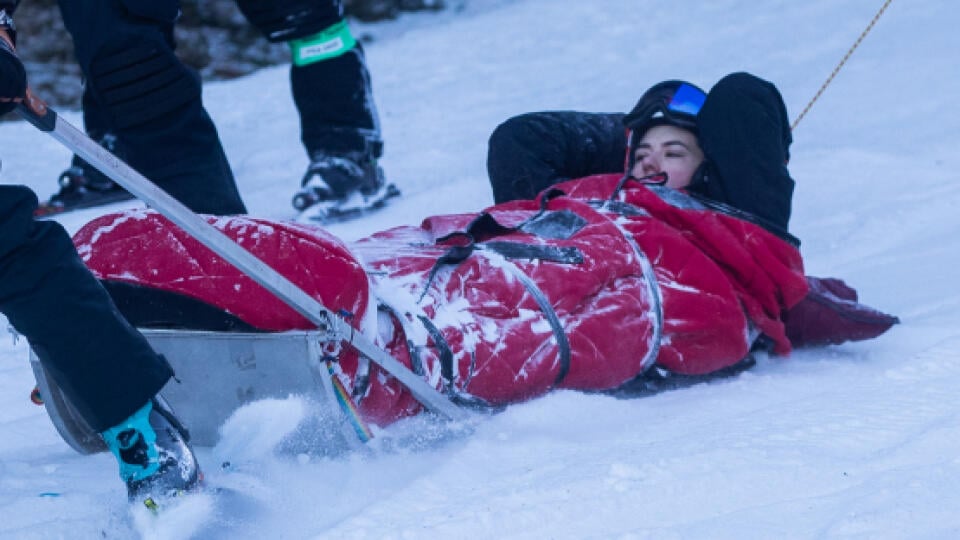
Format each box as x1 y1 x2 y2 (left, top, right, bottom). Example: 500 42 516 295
791 0 894 131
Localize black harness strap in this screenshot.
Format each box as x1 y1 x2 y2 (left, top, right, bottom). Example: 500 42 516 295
400 196 591 391
583 197 665 375
377 303 425 376
417 243 476 303
481 241 584 264
415 314 497 411
477 250 573 385
417 315 454 384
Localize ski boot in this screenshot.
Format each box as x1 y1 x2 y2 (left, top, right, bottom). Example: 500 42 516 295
292 150 400 223
34 133 134 217
101 395 201 509
347 0 399 21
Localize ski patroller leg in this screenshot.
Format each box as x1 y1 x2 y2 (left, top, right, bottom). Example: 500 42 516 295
287 31 401 220
52 0 246 216
14 95 467 423
235 0 398 218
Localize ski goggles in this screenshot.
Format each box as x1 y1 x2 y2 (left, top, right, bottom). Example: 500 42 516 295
623 82 706 132
665 83 706 117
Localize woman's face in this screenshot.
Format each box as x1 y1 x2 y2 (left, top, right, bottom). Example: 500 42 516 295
630 125 704 189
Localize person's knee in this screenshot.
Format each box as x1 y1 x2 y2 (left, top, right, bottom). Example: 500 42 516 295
58 0 179 64
88 38 201 130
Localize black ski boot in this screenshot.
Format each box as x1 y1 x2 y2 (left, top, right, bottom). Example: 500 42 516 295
101 396 201 508
292 150 400 222
35 134 134 217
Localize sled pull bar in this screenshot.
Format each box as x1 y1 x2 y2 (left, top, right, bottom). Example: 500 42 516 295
16 99 468 422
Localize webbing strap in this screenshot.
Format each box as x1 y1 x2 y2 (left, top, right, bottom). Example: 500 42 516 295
404 199 589 390
591 199 665 374
409 245 574 387
419 240 585 302
414 314 496 411
370 303 497 412
476 250 573 385
325 359 374 443
417 315 455 384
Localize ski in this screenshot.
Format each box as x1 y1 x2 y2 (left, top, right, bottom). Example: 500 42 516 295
130 468 265 536
296 182 401 224
33 189 135 218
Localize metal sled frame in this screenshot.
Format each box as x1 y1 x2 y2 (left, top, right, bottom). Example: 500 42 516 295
16 98 467 455
30 328 363 454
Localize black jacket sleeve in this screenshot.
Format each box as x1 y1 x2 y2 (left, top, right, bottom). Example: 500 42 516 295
692 72 795 236
487 111 628 203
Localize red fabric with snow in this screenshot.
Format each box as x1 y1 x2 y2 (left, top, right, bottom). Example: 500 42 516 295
72 210 370 332
557 175 809 364
73 175 808 426
350 194 658 425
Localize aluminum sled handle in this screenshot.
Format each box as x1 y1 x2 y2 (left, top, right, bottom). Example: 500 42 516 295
16 98 468 422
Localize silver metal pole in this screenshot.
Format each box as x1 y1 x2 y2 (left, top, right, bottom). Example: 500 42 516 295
17 102 466 421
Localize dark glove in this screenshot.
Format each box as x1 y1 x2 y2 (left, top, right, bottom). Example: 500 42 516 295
0 32 25 116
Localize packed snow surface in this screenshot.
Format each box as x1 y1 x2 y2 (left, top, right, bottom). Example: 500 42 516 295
1 0 958 537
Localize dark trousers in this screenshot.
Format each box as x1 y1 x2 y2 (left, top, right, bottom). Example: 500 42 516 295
233 0 382 158
58 0 246 215
0 186 172 431
291 44 383 158
66 0 381 185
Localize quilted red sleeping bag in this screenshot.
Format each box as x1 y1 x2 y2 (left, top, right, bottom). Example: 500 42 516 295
73 175 809 426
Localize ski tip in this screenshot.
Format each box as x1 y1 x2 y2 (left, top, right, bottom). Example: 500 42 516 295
131 489 217 539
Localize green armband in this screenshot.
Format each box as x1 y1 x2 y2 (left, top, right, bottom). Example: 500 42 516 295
289 20 357 66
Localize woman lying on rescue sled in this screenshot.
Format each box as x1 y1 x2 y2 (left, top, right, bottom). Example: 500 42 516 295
487 72 898 360
72 73 897 429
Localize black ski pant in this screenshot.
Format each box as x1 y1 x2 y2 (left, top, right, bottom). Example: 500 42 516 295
0 185 172 432
290 42 382 159
485 72 795 236
67 0 382 184
235 0 383 159
57 0 247 215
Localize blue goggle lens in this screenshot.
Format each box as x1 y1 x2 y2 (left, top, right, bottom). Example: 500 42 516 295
667 83 706 116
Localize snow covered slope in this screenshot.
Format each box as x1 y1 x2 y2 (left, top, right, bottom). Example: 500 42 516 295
1 0 958 537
